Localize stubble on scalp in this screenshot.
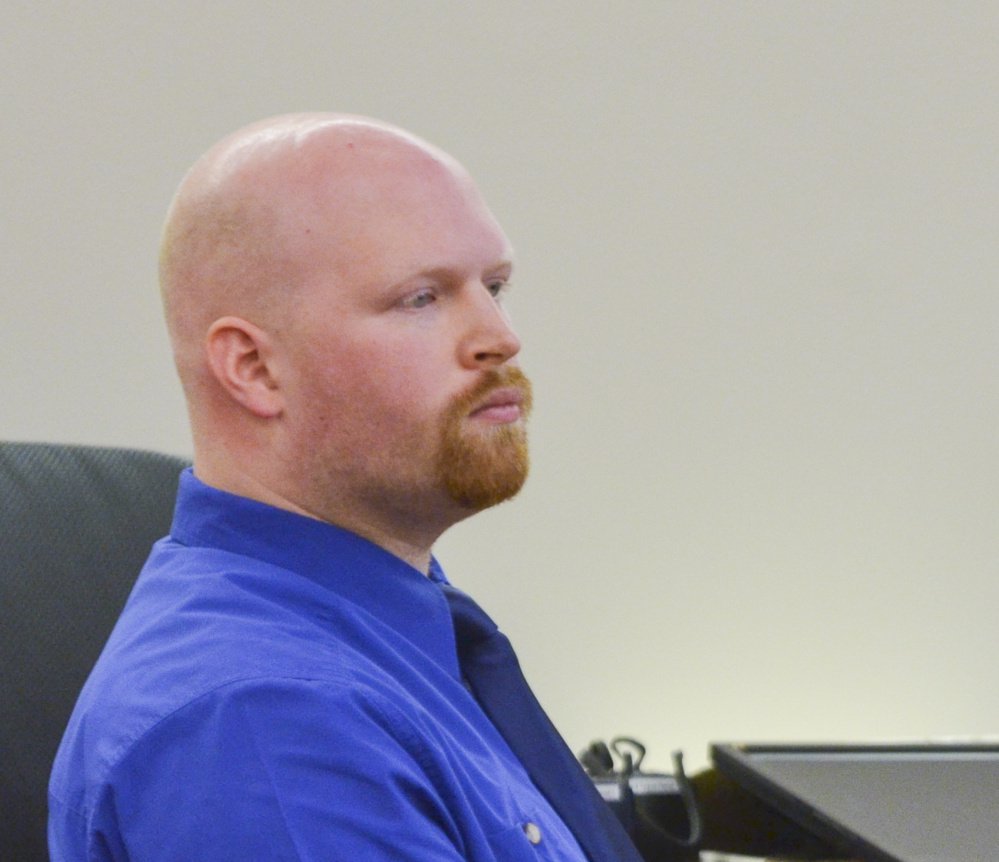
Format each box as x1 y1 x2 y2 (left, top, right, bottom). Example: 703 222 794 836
436 367 533 510
160 193 295 355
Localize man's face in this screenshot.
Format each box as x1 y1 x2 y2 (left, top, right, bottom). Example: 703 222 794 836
274 140 531 530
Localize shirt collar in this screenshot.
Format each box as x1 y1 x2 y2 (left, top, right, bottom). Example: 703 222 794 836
169 468 459 678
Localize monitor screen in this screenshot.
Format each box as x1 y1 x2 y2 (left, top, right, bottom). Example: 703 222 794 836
711 743 999 862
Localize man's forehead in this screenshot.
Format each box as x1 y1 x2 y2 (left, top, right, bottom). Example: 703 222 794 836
299 205 514 290
255 125 474 230
274 137 506 262
180 114 510 284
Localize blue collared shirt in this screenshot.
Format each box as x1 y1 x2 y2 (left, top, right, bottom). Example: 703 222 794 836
49 470 586 861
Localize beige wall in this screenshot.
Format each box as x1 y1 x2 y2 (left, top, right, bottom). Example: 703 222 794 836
4 2 997 770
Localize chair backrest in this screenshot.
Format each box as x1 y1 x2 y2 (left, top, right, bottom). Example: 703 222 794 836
0 442 188 861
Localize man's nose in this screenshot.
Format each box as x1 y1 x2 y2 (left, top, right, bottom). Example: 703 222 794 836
458 284 522 369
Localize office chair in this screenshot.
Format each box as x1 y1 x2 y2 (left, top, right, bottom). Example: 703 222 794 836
0 442 188 861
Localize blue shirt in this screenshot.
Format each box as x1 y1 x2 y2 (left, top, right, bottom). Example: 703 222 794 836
49 470 587 861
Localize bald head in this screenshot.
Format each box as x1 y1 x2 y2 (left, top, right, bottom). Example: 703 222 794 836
159 113 466 385
158 112 523 562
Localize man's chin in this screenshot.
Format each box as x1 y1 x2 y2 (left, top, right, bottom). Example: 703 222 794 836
438 430 530 511
438 372 532 512
445 472 528 511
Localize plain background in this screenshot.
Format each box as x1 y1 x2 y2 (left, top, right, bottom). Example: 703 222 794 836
3 2 997 772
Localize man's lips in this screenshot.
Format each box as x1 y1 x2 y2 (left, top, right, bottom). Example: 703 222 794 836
467 387 525 423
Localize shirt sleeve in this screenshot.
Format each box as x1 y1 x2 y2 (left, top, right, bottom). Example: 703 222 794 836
88 677 469 861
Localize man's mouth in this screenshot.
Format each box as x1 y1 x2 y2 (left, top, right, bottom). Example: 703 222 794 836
467 387 525 424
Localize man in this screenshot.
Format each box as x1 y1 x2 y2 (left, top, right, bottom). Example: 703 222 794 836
49 114 640 861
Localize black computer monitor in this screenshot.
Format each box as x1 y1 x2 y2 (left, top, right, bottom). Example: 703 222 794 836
711 742 999 862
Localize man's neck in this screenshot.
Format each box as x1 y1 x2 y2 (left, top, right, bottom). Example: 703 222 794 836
192 458 439 575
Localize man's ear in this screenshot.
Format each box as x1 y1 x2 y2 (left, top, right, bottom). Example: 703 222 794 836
205 316 284 418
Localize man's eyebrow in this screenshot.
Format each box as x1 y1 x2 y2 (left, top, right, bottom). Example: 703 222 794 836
484 260 514 280
402 260 514 282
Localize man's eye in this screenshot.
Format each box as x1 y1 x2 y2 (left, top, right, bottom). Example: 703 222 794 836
403 290 437 309
486 281 508 299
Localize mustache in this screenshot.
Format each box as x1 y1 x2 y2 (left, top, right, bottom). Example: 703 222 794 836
450 366 533 417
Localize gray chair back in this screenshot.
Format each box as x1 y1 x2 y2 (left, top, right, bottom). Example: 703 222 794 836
0 442 187 860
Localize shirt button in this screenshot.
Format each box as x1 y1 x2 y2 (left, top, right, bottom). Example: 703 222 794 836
522 822 542 845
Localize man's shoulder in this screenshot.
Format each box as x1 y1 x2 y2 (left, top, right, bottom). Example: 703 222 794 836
51 538 413 798
98 537 350 688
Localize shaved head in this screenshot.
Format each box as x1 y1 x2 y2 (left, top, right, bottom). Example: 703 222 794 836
159 112 527 568
159 113 462 389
